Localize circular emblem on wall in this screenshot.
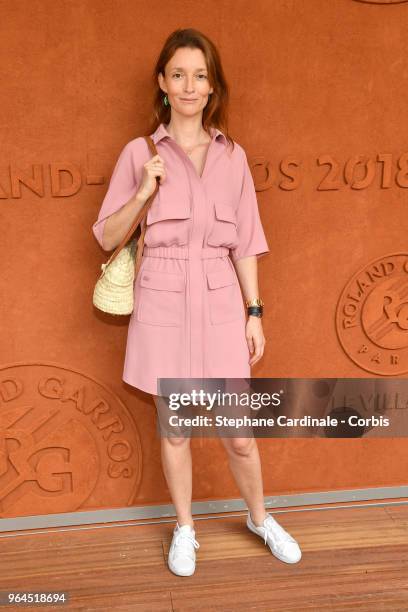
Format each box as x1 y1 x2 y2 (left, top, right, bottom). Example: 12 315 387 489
0 362 143 517
336 253 408 375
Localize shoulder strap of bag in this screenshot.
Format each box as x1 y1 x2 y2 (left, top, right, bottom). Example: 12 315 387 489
101 135 160 270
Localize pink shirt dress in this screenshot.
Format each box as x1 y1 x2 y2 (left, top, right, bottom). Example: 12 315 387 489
92 123 270 396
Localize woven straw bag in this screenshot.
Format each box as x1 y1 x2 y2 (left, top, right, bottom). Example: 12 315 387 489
93 135 159 315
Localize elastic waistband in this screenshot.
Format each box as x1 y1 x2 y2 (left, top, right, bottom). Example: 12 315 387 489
142 246 230 259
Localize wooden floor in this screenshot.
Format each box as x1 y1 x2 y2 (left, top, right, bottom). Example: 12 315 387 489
1 504 408 611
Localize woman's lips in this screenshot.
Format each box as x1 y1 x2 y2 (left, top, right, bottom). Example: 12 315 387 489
180 98 198 103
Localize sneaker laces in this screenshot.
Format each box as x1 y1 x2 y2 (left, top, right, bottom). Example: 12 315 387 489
263 514 296 547
173 529 200 559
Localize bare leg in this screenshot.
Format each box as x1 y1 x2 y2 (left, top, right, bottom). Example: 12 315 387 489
220 436 267 526
152 394 194 528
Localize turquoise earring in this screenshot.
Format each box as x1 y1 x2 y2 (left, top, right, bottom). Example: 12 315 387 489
163 94 169 107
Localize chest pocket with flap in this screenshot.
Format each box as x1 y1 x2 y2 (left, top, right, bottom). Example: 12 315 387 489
144 187 192 247
206 201 239 248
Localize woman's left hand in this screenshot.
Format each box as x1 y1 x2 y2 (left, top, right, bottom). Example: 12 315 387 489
246 316 266 366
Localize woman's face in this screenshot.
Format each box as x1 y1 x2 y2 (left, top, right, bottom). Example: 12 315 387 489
158 46 213 119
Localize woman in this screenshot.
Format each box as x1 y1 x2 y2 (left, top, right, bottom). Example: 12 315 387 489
92 28 301 576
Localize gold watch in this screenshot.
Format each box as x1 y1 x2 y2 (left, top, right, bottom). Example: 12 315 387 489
245 298 264 307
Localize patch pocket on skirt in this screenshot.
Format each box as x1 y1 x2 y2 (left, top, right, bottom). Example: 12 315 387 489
206 201 238 248
206 265 242 325
137 270 185 326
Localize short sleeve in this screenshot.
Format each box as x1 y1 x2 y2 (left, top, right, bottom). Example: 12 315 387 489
230 151 270 264
92 140 140 250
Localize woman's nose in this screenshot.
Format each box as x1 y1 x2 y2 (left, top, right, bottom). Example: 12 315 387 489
184 76 195 92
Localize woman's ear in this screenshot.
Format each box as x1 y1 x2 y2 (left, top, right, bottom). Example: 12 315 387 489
158 71 166 92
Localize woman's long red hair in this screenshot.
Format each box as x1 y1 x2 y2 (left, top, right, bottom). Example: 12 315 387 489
148 28 234 150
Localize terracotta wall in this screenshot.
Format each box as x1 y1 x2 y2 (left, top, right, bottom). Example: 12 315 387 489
1 0 408 519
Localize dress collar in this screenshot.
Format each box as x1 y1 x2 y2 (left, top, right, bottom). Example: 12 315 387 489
151 122 227 146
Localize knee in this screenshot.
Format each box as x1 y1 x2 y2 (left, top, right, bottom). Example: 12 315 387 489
162 435 190 449
223 437 254 457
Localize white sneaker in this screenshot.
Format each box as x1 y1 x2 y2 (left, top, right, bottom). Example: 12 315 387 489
247 512 302 564
167 523 200 576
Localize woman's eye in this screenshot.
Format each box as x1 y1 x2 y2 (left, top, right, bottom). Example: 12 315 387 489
171 73 207 79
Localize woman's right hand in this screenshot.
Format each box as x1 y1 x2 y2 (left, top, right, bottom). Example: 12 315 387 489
137 154 166 200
